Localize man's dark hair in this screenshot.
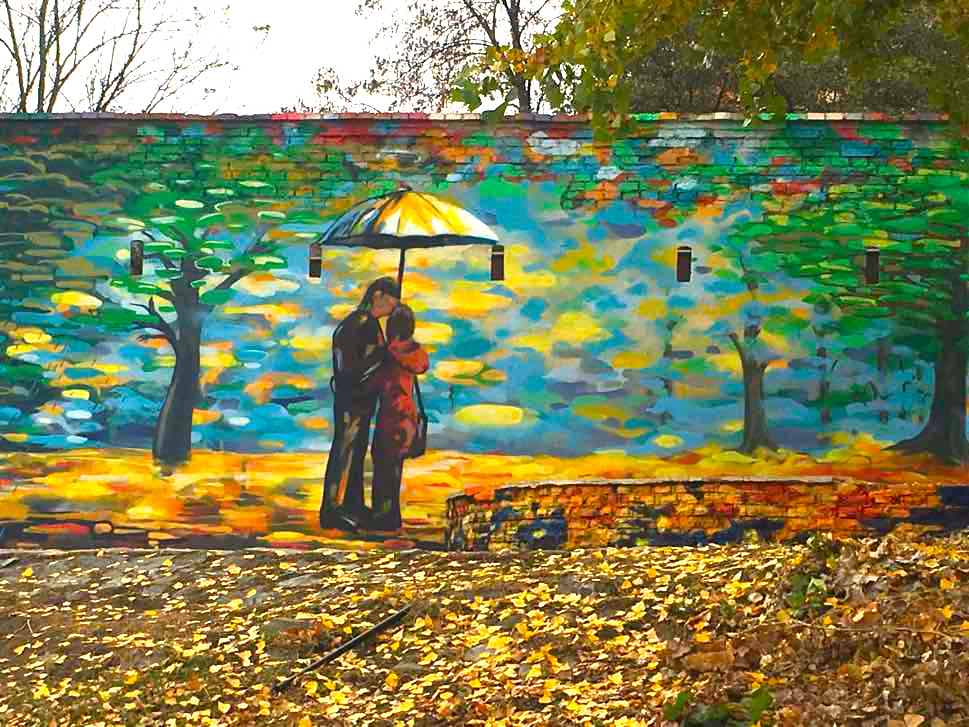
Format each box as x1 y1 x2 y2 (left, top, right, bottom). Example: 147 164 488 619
359 277 401 310
387 304 416 341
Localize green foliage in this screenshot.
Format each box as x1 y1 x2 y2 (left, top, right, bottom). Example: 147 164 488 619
664 686 776 726
785 533 840 616
455 1 969 135
743 164 969 350
89 142 317 342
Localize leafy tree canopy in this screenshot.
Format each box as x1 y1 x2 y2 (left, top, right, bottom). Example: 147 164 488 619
453 0 969 134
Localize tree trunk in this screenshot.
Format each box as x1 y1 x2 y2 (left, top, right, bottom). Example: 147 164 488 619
890 239 968 464
152 312 203 467
730 334 778 454
889 323 968 463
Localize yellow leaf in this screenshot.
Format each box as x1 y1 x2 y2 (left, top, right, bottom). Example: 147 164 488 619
279 562 293 571
904 715 926 727
526 664 543 679
776 609 791 623
941 606 954 621
694 631 712 643
124 670 139 685
608 672 623 685
227 598 243 611
227 565 241 576
385 672 399 691
298 717 312 727
162 559 173 567
20 567 33 579
218 702 231 714
305 680 318 697
940 578 954 591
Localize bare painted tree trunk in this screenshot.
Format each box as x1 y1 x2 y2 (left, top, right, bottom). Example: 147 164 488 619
730 330 778 454
152 307 203 466
889 238 969 464
889 322 968 463
816 343 833 425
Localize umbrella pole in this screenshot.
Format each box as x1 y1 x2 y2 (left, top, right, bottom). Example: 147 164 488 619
397 248 406 296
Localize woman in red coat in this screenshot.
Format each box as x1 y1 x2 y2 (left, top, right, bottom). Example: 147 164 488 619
370 304 429 531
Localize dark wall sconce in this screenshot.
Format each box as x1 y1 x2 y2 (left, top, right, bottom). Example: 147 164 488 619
865 248 880 284
491 244 505 282
308 242 323 280
676 246 692 283
130 240 144 277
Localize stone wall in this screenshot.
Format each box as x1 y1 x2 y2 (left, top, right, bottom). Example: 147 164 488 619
445 479 969 551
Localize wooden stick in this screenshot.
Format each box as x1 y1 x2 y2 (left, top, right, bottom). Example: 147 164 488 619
272 603 412 693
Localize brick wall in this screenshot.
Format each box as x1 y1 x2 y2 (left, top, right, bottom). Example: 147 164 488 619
445 479 969 551
1 112 967 545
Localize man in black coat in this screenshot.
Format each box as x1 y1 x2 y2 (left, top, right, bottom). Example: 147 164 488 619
320 277 400 531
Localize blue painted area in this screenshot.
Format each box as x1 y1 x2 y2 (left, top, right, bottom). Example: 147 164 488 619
842 141 878 157
515 513 568 549
939 486 969 507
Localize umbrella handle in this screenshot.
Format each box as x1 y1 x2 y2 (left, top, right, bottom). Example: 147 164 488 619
397 248 406 296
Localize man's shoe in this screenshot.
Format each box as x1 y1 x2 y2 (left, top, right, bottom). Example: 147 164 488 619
319 508 360 532
369 516 402 532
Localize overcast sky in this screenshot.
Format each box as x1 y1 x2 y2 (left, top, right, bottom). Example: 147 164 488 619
190 0 388 114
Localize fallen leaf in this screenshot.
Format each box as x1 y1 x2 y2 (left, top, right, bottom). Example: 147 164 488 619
684 647 735 672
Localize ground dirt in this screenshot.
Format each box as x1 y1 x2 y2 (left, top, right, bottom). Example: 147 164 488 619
1 530 968 726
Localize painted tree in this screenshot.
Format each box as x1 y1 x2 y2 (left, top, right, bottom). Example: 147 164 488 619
87 148 320 466
705 228 810 453
743 164 969 462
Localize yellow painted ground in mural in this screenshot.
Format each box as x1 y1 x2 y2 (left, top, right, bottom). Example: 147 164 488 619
1 435 966 549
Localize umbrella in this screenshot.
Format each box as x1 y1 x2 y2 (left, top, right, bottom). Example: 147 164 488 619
309 186 504 294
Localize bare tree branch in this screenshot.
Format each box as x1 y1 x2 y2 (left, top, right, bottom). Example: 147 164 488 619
310 0 554 113
0 0 232 113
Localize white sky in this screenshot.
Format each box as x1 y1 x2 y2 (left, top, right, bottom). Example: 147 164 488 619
188 0 391 114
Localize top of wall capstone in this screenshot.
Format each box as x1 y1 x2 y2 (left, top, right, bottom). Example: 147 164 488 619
0 111 951 123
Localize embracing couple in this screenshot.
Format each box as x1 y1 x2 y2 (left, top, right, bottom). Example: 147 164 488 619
319 277 429 533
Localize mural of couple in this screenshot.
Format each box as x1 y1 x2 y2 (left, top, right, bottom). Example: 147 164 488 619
321 276 427 534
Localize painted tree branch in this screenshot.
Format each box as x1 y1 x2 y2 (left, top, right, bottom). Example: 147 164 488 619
132 296 176 345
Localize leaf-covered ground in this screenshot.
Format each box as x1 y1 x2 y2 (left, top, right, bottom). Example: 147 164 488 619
2 530 968 726
2 437 967 549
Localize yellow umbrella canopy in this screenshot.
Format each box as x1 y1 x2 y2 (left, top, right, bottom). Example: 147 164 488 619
312 187 502 292
323 188 498 249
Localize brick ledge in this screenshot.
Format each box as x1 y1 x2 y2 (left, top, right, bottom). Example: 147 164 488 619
0 111 951 123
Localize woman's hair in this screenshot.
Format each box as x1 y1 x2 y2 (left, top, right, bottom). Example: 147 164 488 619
359 277 401 310
386 304 416 341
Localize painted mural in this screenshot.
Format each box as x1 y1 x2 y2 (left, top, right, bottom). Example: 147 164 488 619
0 114 966 550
